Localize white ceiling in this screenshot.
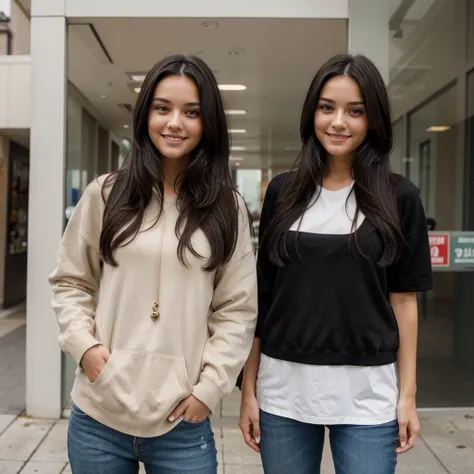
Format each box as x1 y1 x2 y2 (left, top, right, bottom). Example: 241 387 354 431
67 18 348 170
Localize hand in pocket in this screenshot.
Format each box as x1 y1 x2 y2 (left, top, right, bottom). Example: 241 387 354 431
81 345 111 383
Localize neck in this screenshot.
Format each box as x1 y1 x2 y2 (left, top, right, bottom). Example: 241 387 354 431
322 154 353 190
162 155 189 197
325 154 352 181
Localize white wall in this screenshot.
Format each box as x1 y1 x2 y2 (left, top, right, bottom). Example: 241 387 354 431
63 0 348 19
11 0 30 55
0 56 30 128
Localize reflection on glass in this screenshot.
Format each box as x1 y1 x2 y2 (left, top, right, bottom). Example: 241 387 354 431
7 155 29 255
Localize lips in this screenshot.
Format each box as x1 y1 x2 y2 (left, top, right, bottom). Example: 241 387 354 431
162 135 186 142
327 133 350 139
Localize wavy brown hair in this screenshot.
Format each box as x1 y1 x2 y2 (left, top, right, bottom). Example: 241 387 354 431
100 54 241 271
265 54 404 267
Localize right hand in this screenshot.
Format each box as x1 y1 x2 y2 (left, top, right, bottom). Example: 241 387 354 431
81 345 111 383
239 394 261 453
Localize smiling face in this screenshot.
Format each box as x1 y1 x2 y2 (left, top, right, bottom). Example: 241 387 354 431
147 75 203 164
314 75 369 161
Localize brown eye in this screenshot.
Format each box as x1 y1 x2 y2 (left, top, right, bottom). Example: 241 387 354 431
186 109 200 118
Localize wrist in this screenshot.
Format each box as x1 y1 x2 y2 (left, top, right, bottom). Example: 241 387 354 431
241 386 257 399
399 389 417 401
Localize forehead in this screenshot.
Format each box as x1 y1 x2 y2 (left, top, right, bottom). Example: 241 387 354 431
320 76 363 103
153 75 199 101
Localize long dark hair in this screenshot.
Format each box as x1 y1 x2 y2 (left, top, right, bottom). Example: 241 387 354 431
100 54 239 271
265 54 403 267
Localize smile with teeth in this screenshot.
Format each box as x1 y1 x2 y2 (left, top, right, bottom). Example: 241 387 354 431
327 133 350 141
162 135 186 142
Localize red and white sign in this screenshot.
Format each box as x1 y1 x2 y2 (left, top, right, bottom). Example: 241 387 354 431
429 233 449 267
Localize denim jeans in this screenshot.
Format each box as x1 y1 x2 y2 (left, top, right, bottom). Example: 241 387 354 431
68 403 217 474
259 410 398 474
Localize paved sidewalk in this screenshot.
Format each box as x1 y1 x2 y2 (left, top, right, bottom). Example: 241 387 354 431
0 389 473 473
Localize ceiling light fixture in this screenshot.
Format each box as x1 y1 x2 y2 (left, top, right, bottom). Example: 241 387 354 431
229 129 247 134
234 162 241 167
123 124 130 129
131 74 146 82
229 51 239 56
219 84 247 91
225 110 247 115
231 146 247 151
426 126 450 132
134 87 141 93
230 156 244 161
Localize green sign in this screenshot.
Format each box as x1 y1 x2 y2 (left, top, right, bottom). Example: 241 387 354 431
450 232 474 266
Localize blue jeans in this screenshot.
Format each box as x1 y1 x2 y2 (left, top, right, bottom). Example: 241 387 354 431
68 403 217 473
259 410 398 474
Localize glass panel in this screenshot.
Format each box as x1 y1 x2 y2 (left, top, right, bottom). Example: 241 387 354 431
235 169 262 248
391 119 405 174
407 85 458 228
467 0 474 62
389 1 474 407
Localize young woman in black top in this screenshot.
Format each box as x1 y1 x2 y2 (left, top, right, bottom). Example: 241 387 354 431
239 54 433 474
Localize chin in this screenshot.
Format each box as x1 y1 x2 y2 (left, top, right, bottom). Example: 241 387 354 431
326 146 351 157
161 152 188 161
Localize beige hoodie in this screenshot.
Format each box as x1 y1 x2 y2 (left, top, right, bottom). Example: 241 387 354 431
49 176 257 437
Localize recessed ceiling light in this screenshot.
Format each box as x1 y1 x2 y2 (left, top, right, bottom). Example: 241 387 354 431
225 110 247 115
234 162 241 167
219 84 247 91
230 156 244 161
202 21 219 28
231 146 246 151
229 51 239 56
426 126 450 132
101 94 107 100
134 87 141 93
123 124 129 129
131 74 146 82
229 129 247 134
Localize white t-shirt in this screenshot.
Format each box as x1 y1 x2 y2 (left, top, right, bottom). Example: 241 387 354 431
257 182 399 425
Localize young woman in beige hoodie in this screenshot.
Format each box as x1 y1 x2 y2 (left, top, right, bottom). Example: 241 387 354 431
49 54 257 473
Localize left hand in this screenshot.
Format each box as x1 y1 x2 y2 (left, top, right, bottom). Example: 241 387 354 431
168 395 210 424
396 396 420 454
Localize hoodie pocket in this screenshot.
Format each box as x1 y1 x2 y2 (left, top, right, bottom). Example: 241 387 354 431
87 348 193 419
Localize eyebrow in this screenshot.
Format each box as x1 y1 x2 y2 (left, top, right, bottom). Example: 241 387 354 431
152 97 200 107
319 97 364 106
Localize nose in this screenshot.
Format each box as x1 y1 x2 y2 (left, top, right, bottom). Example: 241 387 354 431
331 110 347 130
167 110 183 130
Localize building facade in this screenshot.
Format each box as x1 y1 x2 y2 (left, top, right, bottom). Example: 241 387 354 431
0 0 473 418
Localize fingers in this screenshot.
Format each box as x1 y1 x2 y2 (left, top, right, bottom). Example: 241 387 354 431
251 415 261 445
396 424 419 454
239 412 261 453
239 421 260 453
398 419 408 450
168 398 190 422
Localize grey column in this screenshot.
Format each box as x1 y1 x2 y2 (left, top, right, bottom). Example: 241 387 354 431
27 13 67 418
